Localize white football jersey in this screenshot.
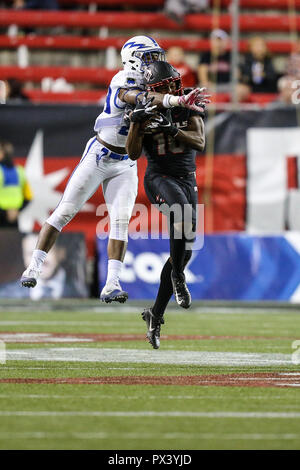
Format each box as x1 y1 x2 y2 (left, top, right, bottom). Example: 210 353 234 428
94 70 144 148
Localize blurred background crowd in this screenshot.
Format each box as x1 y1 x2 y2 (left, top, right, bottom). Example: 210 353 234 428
0 0 299 107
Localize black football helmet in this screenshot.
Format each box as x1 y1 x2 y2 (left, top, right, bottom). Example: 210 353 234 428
144 61 183 96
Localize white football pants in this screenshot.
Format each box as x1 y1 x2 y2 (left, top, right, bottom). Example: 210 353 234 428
47 136 138 242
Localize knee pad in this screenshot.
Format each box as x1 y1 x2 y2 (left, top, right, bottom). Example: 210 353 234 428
109 218 130 242
46 201 77 232
108 202 133 242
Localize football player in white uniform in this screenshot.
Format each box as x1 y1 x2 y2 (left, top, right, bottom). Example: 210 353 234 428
21 35 206 303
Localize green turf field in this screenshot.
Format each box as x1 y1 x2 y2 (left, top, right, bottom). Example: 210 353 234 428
0 300 300 450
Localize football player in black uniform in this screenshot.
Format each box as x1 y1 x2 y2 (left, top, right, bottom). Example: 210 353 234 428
126 61 208 349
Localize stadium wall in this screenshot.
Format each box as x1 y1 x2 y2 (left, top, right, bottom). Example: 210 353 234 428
1 104 300 300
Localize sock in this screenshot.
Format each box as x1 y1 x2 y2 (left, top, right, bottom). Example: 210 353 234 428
29 249 47 271
106 259 123 284
152 258 173 318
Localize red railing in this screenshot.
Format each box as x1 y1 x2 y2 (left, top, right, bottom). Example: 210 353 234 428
23 89 277 105
25 89 106 103
0 35 295 54
0 65 117 84
1 10 300 32
59 0 300 8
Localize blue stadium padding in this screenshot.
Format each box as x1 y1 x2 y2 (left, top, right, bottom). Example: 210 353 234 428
96 234 300 301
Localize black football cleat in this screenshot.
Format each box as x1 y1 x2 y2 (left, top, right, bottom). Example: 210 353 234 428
141 308 164 349
171 271 191 309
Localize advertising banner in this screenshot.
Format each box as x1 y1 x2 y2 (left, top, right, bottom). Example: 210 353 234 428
97 233 300 301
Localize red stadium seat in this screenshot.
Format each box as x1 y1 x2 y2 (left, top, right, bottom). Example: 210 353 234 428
24 89 106 103
0 35 294 54
58 0 300 8
59 0 164 6
23 88 277 106
0 10 300 32
221 0 300 8
0 65 116 85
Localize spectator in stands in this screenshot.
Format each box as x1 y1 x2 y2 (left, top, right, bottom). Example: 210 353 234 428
13 0 58 9
0 78 29 104
166 46 197 88
164 0 208 24
198 29 231 92
0 139 33 228
287 40 300 79
267 76 297 108
239 36 277 93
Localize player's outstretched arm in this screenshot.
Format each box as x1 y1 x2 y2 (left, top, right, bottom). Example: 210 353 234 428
119 87 210 113
119 88 168 109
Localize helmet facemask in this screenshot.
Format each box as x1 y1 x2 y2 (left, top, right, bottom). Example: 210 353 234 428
147 76 183 96
133 49 166 69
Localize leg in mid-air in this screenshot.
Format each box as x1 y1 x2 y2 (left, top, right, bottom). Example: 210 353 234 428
141 257 172 349
99 238 128 303
169 212 195 310
21 137 106 288
100 161 138 303
146 172 196 304
142 249 192 349
20 222 60 287
142 173 196 349
125 61 207 347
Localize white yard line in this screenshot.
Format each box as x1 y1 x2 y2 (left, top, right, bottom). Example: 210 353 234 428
0 321 121 326
0 411 300 418
0 431 299 441
0 394 296 400
5 347 293 366
279 372 300 376
278 384 300 387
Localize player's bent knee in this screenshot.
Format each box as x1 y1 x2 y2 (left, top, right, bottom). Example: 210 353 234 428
46 202 78 232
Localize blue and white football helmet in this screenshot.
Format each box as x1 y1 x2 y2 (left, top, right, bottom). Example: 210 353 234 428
121 35 165 74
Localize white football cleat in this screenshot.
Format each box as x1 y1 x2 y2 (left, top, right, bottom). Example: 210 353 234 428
20 267 41 288
100 280 128 303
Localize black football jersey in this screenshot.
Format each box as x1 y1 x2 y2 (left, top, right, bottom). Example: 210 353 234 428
142 107 200 178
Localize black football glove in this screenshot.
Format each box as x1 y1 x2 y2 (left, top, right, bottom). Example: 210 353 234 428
147 112 179 137
124 103 135 127
130 93 157 123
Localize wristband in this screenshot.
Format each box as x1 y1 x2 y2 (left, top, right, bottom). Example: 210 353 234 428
162 94 180 108
168 95 180 107
162 94 172 108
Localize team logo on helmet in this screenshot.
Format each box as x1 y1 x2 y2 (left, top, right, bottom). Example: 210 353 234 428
123 41 149 50
144 69 153 82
